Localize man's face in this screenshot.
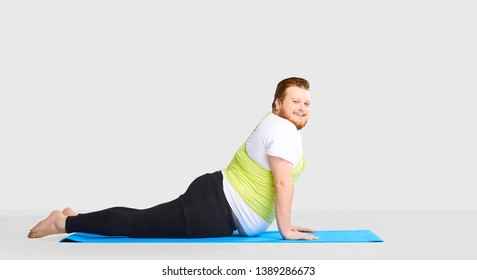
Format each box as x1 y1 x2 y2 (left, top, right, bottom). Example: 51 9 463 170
274 86 311 130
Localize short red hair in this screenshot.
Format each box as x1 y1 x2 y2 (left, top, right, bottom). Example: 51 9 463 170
272 77 310 112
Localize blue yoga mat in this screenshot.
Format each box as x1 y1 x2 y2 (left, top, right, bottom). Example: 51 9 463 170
60 230 383 243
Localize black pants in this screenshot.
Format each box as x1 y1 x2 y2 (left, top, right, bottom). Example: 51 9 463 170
65 171 236 238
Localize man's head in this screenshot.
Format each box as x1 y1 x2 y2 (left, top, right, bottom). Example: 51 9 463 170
272 77 311 130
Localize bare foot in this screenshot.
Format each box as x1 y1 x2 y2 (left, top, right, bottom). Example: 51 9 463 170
62 207 78 217
28 210 67 238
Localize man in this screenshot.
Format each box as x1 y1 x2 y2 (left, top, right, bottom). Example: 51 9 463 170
28 77 316 240
223 77 316 240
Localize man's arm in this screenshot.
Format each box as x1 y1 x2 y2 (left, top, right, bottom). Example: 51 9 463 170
268 155 317 240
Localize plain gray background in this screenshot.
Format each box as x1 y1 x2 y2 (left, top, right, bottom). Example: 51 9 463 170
1 0 476 214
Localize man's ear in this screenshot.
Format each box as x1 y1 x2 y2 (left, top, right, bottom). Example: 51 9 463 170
274 98 282 112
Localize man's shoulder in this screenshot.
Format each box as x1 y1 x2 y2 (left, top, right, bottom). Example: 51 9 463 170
255 114 299 145
260 113 296 132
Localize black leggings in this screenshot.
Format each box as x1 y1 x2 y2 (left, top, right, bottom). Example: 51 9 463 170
65 171 236 238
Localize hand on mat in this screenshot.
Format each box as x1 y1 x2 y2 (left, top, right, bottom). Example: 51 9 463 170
284 225 318 240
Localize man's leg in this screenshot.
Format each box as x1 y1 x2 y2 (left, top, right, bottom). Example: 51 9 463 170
64 200 187 238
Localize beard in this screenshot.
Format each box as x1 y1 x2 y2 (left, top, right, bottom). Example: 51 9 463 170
276 109 308 130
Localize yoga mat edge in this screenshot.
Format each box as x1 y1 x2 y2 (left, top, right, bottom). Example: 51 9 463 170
60 230 383 243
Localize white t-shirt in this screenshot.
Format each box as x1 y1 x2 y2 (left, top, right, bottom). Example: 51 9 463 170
222 113 303 236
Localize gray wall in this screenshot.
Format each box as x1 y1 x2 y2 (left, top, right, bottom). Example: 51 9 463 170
1 0 476 211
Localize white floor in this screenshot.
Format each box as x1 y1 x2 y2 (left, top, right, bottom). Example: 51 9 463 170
1 210 476 260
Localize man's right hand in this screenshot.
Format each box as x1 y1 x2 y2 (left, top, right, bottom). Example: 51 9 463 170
282 229 318 240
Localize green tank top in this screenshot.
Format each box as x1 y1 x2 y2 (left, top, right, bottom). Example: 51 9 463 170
223 113 306 223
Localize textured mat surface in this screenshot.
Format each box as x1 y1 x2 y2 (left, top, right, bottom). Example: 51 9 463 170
60 230 383 243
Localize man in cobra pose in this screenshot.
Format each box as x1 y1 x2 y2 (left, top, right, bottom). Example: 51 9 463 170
28 77 317 240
